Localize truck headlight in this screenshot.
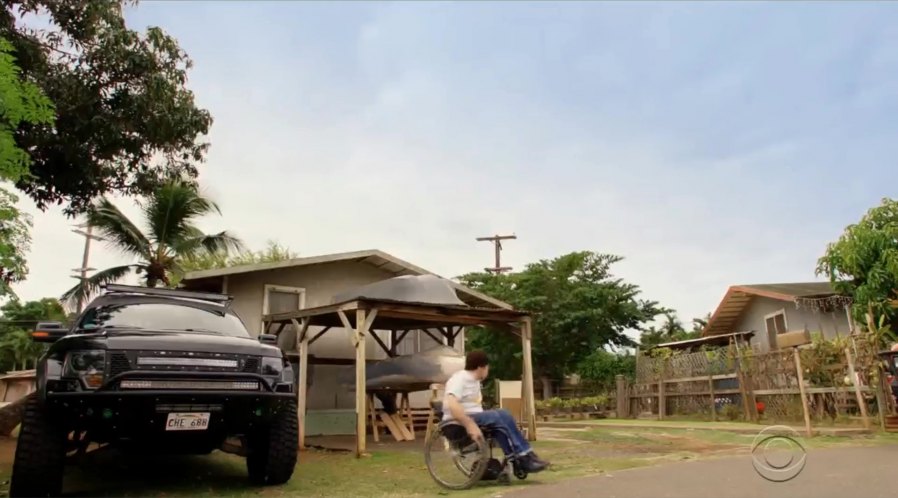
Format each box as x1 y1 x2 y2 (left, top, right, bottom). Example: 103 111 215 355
261 357 284 376
64 350 106 389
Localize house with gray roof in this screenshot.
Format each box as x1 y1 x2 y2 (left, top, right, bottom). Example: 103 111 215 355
701 282 854 352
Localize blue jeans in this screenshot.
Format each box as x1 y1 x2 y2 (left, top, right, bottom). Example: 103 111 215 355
470 409 531 456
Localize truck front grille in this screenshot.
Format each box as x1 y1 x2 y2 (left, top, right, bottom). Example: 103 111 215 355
108 352 132 377
241 357 260 373
106 351 261 375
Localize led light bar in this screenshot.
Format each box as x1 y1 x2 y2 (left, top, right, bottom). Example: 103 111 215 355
102 284 232 303
120 380 259 390
137 357 238 368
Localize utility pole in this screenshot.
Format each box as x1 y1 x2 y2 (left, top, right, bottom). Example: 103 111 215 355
476 234 517 274
71 223 104 313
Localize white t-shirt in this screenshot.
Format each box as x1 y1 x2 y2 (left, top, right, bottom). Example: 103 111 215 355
442 369 483 421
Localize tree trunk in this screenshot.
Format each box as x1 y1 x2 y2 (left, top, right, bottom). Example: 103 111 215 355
540 376 553 399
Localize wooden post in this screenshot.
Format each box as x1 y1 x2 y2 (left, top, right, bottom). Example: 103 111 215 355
792 348 813 437
875 370 889 431
733 340 757 422
709 375 717 421
425 384 442 442
337 307 378 456
292 318 310 450
658 360 666 420
844 346 871 430
615 374 628 419
355 308 368 457
521 318 537 441
367 394 380 443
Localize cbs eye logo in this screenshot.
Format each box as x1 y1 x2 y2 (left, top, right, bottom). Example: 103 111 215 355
751 425 807 482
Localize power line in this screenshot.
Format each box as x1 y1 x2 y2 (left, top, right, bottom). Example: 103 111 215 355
475 234 517 275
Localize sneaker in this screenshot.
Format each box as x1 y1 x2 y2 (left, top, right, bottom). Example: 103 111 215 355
517 453 549 473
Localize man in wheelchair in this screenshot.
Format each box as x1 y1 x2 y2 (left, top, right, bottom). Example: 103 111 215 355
442 350 549 474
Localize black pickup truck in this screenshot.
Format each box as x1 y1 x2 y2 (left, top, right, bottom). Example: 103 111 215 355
10 284 298 497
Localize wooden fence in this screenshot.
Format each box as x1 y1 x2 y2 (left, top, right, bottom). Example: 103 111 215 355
616 335 893 432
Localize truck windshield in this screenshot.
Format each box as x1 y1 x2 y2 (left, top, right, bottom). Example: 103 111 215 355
78 302 251 338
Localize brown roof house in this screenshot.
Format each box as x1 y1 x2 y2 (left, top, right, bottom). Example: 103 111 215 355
702 282 855 352
180 249 515 437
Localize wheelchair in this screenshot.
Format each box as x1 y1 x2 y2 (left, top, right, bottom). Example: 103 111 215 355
424 402 529 490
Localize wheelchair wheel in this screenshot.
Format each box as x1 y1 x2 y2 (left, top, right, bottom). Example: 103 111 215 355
424 426 489 490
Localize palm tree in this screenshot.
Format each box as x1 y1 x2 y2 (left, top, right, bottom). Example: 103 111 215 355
62 180 244 308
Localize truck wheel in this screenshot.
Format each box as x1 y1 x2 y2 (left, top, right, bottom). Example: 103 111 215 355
246 400 298 485
9 395 66 497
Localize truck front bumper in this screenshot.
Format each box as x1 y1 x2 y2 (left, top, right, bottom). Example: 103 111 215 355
45 371 296 443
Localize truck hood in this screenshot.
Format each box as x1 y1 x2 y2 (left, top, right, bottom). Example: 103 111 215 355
59 329 282 357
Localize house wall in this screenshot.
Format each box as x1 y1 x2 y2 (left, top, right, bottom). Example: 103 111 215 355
204 261 465 433
735 297 853 352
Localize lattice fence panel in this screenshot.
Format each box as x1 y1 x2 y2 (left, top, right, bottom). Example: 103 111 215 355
666 351 711 379
636 355 660 383
665 379 714 419
629 382 658 416
849 335 893 419
626 333 891 426
755 393 806 423
744 349 798 391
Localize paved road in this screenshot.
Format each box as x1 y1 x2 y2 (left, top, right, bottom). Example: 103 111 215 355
507 445 897 498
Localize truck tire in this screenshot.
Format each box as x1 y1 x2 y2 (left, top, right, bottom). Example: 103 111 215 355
9 395 66 497
246 400 298 485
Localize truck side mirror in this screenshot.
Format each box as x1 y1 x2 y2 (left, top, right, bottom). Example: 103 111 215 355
32 322 67 343
258 334 278 346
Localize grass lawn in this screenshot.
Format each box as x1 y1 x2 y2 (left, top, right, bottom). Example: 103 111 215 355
1 427 897 497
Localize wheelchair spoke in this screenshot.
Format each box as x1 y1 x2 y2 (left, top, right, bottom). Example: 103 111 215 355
425 430 489 490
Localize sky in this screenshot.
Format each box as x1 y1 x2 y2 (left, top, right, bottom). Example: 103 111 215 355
11 1 898 332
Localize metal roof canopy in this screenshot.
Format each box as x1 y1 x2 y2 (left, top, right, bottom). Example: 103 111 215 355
264 297 537 458
650 331 755 351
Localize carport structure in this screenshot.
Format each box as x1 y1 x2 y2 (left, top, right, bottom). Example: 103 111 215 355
262 298 536 457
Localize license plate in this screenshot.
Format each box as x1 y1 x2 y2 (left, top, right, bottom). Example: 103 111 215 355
165 412 210 431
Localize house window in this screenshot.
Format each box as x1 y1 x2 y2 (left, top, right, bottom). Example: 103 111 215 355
262 285 306 351
765 310 788 349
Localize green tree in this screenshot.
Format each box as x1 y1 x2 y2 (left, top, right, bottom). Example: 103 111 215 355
1 1 212 215
0 189 31 297
0 297 66 324
61 179 244 307
576 349 637 388
638 311 707 348
691 313 711 335
0 36 54 182
459 251 664 397
817 197 898 329
0 36 54 297
0 297 66 371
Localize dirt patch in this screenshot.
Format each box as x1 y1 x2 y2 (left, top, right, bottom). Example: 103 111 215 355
564 428 751 457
